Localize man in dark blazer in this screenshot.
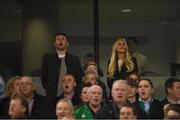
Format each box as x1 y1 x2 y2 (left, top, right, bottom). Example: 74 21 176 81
41 33 83 98
134 79 164 119
20 76 54 118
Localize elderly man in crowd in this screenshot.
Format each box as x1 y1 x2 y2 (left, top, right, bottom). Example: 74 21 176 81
20 76 54 118
96 80 130 119
73 84 103 119
55 74 80 106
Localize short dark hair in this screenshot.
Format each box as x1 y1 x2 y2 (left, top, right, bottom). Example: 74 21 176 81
54 32 68 41
126 36 138 44
139 78 154 88
120 103 137 115
165 77 180 95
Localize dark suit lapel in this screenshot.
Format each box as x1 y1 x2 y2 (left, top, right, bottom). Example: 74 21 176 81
65 52 70 73
53 52 61 73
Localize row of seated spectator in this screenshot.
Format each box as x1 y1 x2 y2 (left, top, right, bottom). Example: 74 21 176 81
0 74 179 119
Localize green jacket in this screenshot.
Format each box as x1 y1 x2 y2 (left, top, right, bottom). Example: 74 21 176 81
73 103 94 120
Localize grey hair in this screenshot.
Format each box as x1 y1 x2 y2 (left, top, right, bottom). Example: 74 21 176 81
87 84 103 95
56 98 74 113
113 79 128 86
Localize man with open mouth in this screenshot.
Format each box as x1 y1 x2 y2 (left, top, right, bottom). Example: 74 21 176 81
134 78 164 119
55 74 80 107
41 32 83 100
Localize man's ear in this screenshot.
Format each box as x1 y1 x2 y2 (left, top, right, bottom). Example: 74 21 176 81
54 42 56 47
67 42 69 46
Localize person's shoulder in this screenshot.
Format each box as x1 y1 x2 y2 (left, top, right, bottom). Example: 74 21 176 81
136 51 147 59
101 100 113 109
42 52 57 58
131 56 137 63
34 92 48 100
66 53 80 62
74 103 88 112
0 96 10 103
66 52 79 58
153 98 164 104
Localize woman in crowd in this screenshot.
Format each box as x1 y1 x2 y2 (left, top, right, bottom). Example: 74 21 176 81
0 76 21 118
107 37 138 96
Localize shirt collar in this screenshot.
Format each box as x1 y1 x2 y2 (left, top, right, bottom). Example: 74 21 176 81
139 97 153 103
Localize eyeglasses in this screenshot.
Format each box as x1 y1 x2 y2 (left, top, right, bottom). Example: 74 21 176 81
20 83 33 86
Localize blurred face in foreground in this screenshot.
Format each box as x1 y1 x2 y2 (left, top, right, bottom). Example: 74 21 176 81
9 98 26 119
119 106 137 120
167 109 180 119
56 100 73 120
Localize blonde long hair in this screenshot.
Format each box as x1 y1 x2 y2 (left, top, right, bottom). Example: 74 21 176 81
108 37 134 78
5 76 21 97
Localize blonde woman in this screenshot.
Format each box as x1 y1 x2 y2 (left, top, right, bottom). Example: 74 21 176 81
0 76 21 118
107 37 138 96
5 76 21 97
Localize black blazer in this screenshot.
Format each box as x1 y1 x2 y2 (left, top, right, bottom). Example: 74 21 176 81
134 98 164 119
41 52 83 97
107 57 138 91
95 101 119 119
29 92 54 119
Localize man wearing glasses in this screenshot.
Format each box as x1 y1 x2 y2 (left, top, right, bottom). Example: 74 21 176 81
20 76 54 118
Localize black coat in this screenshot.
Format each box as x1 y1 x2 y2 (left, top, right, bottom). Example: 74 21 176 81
29 92 54 119
134 99 164 119
41 52 83 97
55 91 81 107
95 101 119 119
